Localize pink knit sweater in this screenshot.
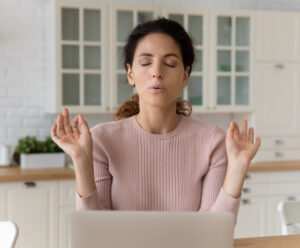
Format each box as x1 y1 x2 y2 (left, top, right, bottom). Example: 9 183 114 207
76 115 240 218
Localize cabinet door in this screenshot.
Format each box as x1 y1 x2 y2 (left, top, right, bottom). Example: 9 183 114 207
162 7 209 112
48 1 108 114
58 179 76 248
59 206 75 248
256 12 300 61
235 196 267 238
2 180 58 248
267 195 300 236
210 10 254 112
0 186 5 220
255 63 299 136
110 3 160 110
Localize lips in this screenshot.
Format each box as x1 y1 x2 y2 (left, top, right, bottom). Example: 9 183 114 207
149 85 165 90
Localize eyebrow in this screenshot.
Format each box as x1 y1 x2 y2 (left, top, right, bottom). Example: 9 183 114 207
138 53 179 58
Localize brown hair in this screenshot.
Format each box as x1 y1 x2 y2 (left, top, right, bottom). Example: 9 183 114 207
114 94 192 120
114 18 194 121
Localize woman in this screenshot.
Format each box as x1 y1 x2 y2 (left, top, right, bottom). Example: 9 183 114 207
51 18 260 218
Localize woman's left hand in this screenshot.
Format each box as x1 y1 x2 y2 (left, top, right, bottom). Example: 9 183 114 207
226 120 261 170
223 120 261 198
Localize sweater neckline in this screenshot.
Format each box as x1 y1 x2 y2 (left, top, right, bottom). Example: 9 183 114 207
130 114 188 140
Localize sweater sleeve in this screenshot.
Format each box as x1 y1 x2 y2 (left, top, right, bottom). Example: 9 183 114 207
76 126 112 210
199 127 240 219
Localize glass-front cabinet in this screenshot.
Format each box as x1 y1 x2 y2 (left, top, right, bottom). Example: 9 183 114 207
46 2 254 114
109 4 160 110
210 10 253 112
46 0 108 113
162 8 208 112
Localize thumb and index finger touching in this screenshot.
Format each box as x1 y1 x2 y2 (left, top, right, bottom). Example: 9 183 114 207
51 108 91 141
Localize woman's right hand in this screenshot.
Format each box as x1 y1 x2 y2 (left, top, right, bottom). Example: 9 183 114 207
51 108 96 197
51 108 93 164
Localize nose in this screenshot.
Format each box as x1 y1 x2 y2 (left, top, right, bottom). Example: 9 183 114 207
152 72 163 79
152 62 164 79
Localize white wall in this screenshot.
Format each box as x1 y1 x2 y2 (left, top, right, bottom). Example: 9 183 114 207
0 0 299 145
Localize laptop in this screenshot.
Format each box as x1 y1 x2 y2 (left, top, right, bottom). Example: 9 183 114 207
69 210 235 248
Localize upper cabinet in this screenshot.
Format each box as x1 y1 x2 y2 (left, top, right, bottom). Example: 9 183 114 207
255 62 300 136
161 7 209 112
209 10 254 112
256 11 300 61
46 0 108 113
109 3 161 111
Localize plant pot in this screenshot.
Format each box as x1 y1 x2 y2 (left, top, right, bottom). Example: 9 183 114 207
20 153 65 169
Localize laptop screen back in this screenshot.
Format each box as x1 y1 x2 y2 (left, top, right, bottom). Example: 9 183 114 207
69 210 235 248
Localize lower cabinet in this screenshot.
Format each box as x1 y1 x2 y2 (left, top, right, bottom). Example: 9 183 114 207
2 173 300 244
58 179 76 248
235 171 300 238
0 179 75 248
235 196 267 238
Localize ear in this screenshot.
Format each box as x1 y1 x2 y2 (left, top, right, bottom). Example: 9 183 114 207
126 63 135 86
182 66 190 88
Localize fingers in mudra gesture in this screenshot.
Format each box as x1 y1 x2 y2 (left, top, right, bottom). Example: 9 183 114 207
51 108 93 161
226 120 261 169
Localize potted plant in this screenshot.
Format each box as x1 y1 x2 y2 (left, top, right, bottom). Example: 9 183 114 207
15 136 65 169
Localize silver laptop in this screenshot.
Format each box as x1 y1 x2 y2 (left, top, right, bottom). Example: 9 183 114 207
69 210 235 248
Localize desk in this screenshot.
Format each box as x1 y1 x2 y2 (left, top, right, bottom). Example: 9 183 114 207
234 235 300 248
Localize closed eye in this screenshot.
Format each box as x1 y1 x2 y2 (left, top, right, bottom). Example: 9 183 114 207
141 63 175 68
165 63 175 68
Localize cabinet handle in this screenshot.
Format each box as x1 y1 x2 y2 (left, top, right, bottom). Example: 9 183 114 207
287 196 296 201
242 187 251 193
242 199 250 204
274 151 284 158
245 174 251 180
23 181 36 188
274 63 284 69
274 139 284 146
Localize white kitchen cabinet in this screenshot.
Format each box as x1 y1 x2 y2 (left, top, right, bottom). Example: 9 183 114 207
254 62 300 161
162 8 254 113
235 196 267 238
59 206 75 248
256 12 300 61
161 7 209 112
0 178 76 248
255 62 299 136
209 10 254 113
0 180 58 248
58 179 76 248
109 3 160 111
235 172 268 238
235 171 300 238
46 1 257 114
267 195 300 236
46 0 109 114
0 187 5 220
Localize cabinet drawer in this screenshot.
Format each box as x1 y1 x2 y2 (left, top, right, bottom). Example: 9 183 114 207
244 172 268 184
268 183 300 195
268 171 300 182
59 180 76 206
255 149 300 161
260 137 300 149
241 184 267 196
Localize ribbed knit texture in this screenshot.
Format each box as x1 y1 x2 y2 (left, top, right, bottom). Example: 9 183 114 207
76 115 240 218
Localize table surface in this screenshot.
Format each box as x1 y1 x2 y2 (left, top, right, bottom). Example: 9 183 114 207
234 234 300 248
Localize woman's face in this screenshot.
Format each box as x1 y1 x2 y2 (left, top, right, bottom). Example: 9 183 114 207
126 33 190 109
